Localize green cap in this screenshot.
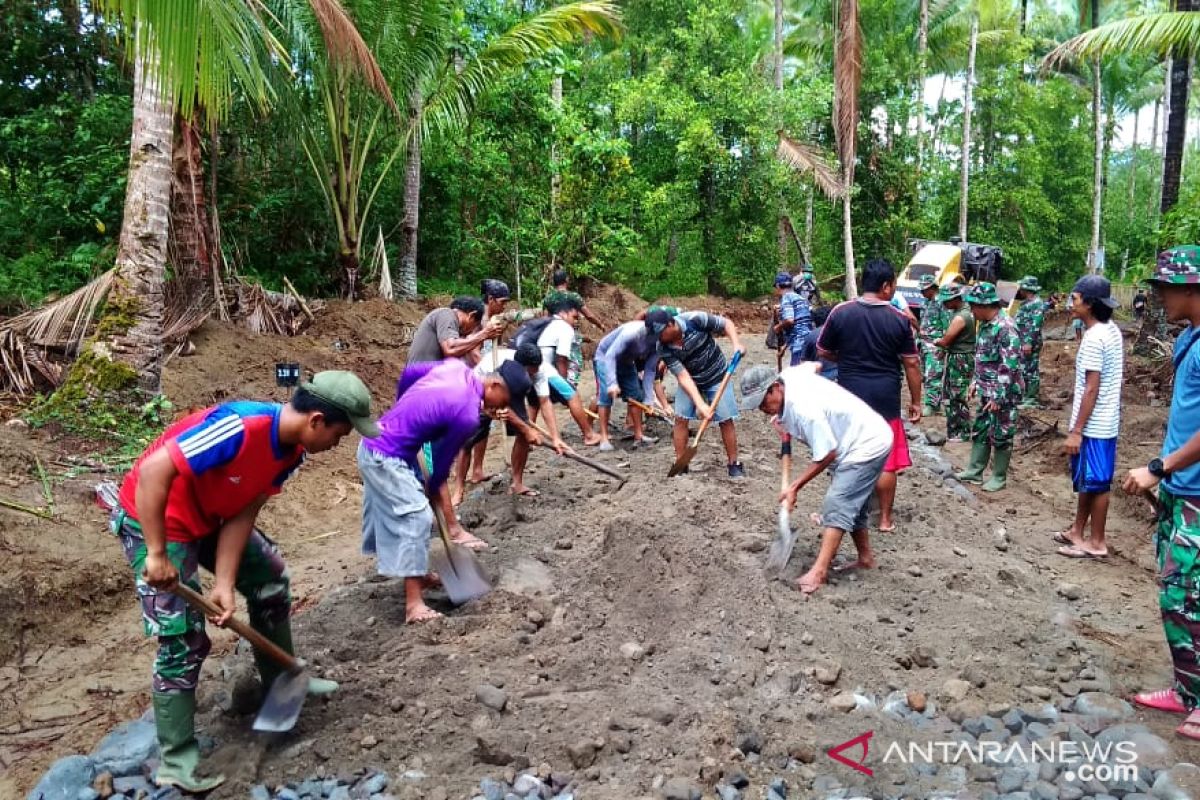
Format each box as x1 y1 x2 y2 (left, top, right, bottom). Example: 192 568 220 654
1018 275 1041 292
918 275 937 291
1150 246 1200 285
937 283 964 303
300 370 380 438
966 282 1002 306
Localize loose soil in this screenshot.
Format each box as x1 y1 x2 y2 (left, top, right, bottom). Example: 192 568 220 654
1 297 1191 798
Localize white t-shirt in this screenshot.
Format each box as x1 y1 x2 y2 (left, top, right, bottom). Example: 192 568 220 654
536 317 576 385
1070 320 1124 439
474 347 550 397
777 367 893 467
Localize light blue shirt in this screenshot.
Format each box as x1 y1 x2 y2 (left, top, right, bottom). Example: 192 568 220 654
1164 325 1200 495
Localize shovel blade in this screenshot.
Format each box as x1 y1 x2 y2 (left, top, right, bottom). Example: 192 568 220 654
667 445 699 477
764 504 797 574
430 540 491 605
253 670 308 732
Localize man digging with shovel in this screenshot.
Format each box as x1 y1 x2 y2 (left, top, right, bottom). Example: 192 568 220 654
358 359 510 623
741 364 893 596
111 371 379 792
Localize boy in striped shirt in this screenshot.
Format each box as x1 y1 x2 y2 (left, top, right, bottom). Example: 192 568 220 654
1057 275 1123 559
111 371 378 792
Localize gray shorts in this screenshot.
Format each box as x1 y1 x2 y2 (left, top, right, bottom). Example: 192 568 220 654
820 452 888 533
357 441 434 577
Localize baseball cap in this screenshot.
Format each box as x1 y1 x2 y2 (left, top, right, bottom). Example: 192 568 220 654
644 308 675 337
1072 275 1120 309
774 271 793 288
300 370 380 438
738 365 779 412
1149 246 1200 285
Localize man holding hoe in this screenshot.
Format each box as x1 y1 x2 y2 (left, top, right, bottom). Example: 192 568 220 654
740 364 893 595
111 371 379 792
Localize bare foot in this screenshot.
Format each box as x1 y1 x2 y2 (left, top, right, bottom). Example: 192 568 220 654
421 573 443 590
582 435 603 446
796 567 827 595
878 519 896 533
469 472 496 485
450 530 489 550
405 603 444 624
1051 530 1083 546
508 485 540 497
832 554 877 573
1177 710 1200 741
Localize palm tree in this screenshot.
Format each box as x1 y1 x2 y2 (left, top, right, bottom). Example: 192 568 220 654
300 0 621 298
834 0 861 297
76 0 388 398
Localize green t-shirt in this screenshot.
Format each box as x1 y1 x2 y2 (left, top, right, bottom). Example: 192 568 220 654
947 306 976 354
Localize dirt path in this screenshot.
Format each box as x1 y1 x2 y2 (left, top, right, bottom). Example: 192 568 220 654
3 313 1189 798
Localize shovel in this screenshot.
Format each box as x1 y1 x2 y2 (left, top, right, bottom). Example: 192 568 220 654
764 439 796 574
667 350 743 477
172 583 308 733
528 422 627 483
628 398 675 424
417 453 492 605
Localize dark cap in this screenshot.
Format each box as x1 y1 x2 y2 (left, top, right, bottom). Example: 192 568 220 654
1072 275 1120 309
481 279 511 299
774 271 793 288
644 309 676 337
738 365 779 412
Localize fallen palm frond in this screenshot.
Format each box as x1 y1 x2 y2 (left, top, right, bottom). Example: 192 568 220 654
776 134 844 200
230 279 323 336
369 227 394 301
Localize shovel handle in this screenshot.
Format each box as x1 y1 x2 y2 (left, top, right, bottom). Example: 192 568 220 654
415 452 462 578
779 438 792 494
172 583 300 673
688 349 743 448
529 422 627 483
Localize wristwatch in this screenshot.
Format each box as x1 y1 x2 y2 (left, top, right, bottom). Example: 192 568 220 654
1148 458 1170 479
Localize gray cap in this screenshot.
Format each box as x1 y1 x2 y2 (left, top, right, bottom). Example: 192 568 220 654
739 365 780 412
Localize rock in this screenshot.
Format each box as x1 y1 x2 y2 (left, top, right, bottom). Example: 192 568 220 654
91 772 113 799
716 785 741 800
389 696 406 713
644 703 677 726
476 685 510 713
814 664 842 685
736 730 764 755
1031 782 1059 800
907 691 928 713
110 777 150 797
480 778 507 800
90 719 158 778
249 786 271 800
907 564 923 577
1057 583 1083 601
800 632 814 646
5 417 29 432
1024 686 1053 700
619 642 646 661
829 693 857 713
1094 725 1172 769
953 546 968 557
360 734 378 749
750 633 771 652
998 767 1028 793
277 791 301 800
727 772 750 789
566 740 598 769
360 772 389 794
926 429 948 446
1073 692 1134 723
660 778 701 800
788 743 816 763
912 646 937 668
28 755 96 800
512 775 545 797
525 610 545 627
1001 708 1025 733
1152 764 1200 800
942 679 972 701
994 529 1010 551
608 732 633 754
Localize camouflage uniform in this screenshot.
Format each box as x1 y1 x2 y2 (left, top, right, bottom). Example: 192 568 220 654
1155 492 1200 707
543 289 584 386
919 297 951 410
111 510 290 693
971 310 1025 447
940 285 975 440
1014 293 1047 405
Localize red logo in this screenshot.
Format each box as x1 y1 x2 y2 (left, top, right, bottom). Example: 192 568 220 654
827 731 874 776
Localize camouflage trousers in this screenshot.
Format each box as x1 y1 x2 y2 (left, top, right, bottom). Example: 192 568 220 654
944 353 974 440
920 341 947 410
1022 346 1042 403
1155 489 1200 709
111 510 291 693
971 401 1019 448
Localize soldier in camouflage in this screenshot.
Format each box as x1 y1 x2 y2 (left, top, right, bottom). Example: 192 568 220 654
1014 275 1048 408
955 282 1024 492
1126 246 1200 738
917 275 950 415
935 283 975 441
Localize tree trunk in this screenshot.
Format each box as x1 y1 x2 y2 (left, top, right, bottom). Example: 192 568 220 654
1019 0 1028 36
398 89 422 300
958 15 978 242
916 0 929 181
93 44 172 394
805 184 814 265
1161 47 1192 215
1088 56 1103 273
1150 85 1164 222
170 113 215 292
1122 108 1138 278
775 0 788 267
842 171 857 298
551 74 563 213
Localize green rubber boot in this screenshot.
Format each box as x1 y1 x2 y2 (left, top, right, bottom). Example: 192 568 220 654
955 440 990 485
982 445 1013 492
253 619 339 697
152 691 225 792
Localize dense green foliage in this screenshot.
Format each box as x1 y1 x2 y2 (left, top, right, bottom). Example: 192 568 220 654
0 0 1194 310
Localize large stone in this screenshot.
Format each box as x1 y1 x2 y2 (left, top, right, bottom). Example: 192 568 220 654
828 693 857 713
814 664 842 686
660 778 702 800
566 740 598 769
1095 725 1172 770
1072 693 1134 723
476 685 510 713
90 719 158 778
27 756 96 800
942 679 972 702
997 768 1027 793
1151 763 1200 800
619 642 646 661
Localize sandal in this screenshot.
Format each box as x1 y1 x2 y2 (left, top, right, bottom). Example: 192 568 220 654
1177 711 1200 740
1133 688 1189 714
1051 531 1076 546
509 487 541 498
451 536 490 551
1057 545 1108 559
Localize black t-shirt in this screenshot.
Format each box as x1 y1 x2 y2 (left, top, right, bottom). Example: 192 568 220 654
499 359 533 423
817 298 917 419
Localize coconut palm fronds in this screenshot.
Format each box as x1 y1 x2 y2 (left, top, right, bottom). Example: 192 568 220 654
231 279 323 336
776 134 844 200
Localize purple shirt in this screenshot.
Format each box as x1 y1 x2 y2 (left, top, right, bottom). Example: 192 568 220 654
363 360 483 491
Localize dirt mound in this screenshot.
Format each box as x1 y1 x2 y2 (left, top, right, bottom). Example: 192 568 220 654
648 295 768 332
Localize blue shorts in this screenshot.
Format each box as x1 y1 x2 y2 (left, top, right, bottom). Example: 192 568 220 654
674 380 739 423
594 359 645 408
1071 435 1117 494
789 349 805 367
547 373 576 404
